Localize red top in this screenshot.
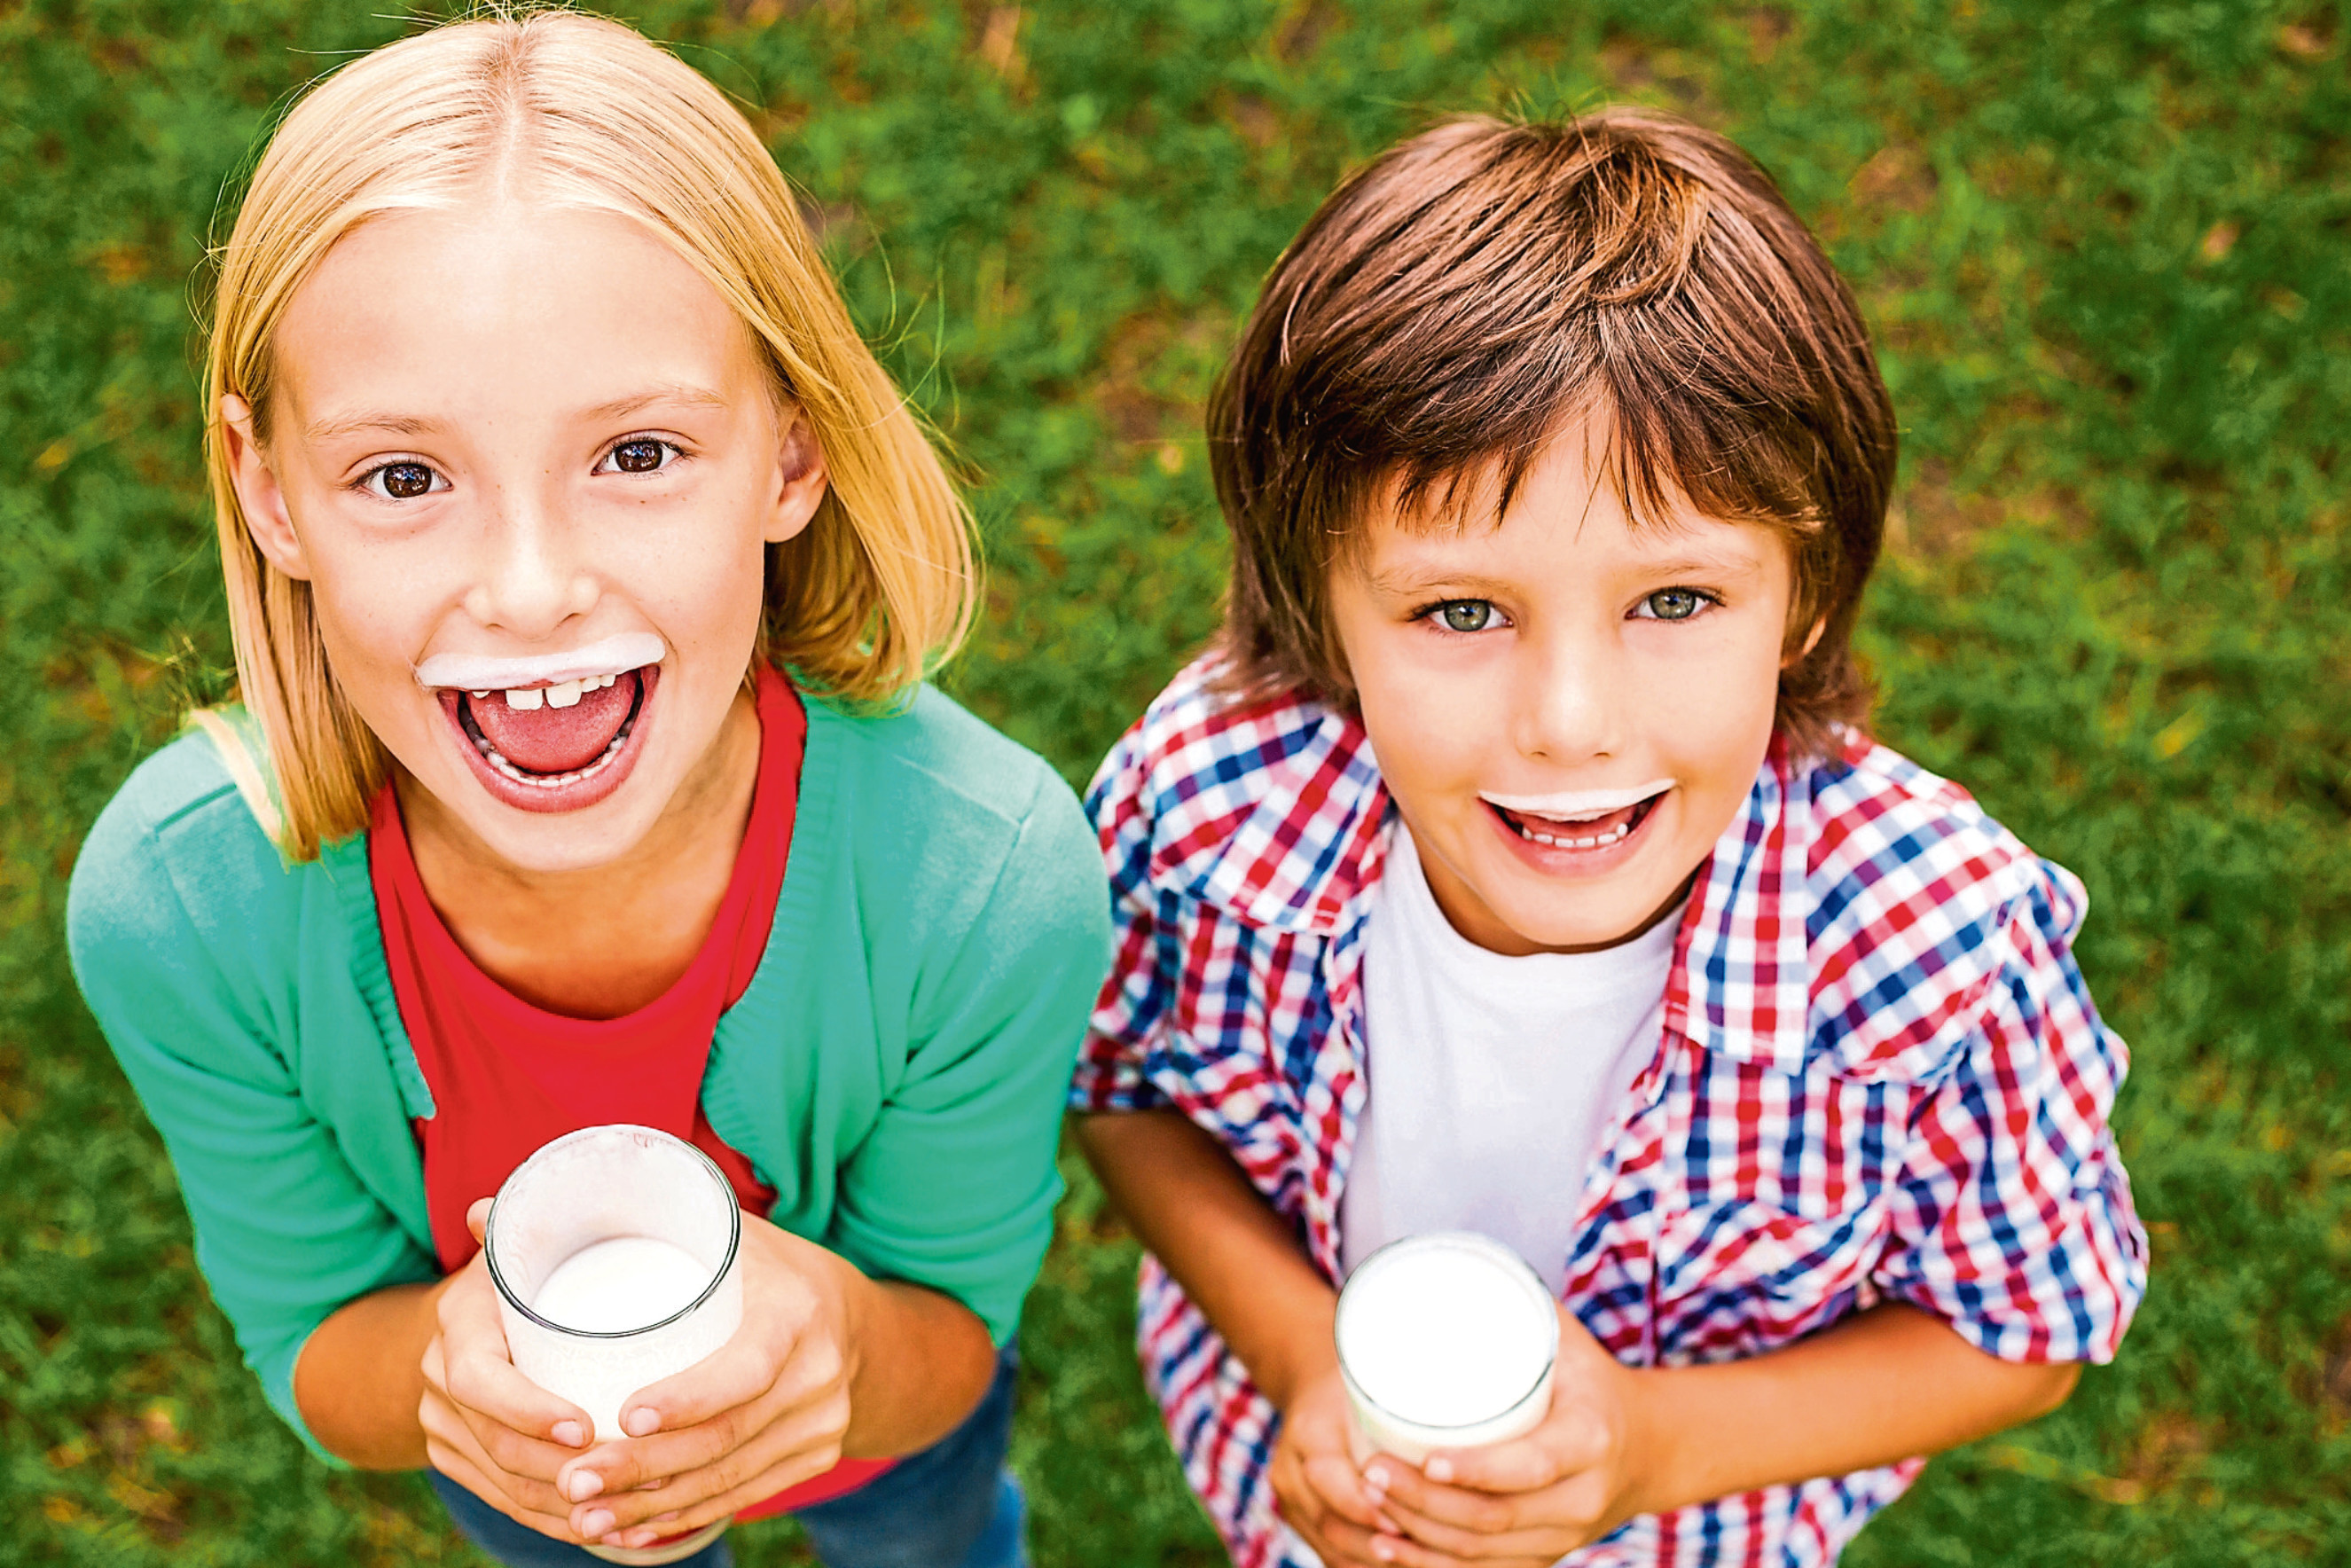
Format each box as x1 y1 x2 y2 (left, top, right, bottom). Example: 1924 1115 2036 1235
371 662 889 1517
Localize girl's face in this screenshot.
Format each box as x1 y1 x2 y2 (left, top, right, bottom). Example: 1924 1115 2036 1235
223 201 827 874
1326 414 1805 955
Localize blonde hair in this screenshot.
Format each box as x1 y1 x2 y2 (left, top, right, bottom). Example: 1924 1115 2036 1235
205 7 976 860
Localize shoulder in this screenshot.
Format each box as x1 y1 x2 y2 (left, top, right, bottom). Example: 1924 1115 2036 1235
816 683 1076 832
69 721 295 939
67 719 310 1015
810 683 1104 932
1086 653 1379 920
1797 738 2089 1080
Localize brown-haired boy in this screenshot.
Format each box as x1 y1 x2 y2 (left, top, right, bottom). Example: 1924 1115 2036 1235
1071 110 2145 1567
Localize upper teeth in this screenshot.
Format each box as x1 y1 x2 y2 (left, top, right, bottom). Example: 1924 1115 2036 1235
495 672 617 710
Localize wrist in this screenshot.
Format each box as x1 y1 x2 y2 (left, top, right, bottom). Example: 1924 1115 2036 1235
1255 1304 1341 1414
1615 1363 1687 1521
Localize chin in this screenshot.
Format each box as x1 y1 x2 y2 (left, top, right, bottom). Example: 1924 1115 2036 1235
426 762 670 874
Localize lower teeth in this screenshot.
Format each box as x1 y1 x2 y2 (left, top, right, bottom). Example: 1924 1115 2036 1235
474 729 628 788
1517 817 1632 850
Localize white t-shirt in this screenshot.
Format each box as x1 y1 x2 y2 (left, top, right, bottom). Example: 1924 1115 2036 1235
1339 827 1682 1294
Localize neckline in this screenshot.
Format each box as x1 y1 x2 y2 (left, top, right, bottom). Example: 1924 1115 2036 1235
368 667 803 1036
1377 824 1687 994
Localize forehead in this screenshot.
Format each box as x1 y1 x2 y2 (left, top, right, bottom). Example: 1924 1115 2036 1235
270 201 764 424
1346 414 1795 584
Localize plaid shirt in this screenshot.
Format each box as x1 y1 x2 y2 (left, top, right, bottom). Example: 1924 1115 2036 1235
1072 655 2146 1568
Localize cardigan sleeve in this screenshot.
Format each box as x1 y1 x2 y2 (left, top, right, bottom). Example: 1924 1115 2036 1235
822 764 1112 1345
65 758 438 1462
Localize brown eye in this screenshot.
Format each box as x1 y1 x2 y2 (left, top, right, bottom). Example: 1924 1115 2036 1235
610 439 668 474
380 462 435 499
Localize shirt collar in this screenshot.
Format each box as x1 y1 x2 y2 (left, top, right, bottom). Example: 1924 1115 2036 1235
1661 734 1814 1074
1173 694 1815 1070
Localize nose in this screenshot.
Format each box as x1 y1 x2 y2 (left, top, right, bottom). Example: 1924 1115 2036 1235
460 482 599 641
1511 623 1621 764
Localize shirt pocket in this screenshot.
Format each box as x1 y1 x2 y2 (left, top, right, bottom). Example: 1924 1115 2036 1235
1648 1197 1885 1362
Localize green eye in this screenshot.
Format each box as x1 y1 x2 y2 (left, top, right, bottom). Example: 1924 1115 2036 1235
1643 589 1705 621
1437 600 1495 633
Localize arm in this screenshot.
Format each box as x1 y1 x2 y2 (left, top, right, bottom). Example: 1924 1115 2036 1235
66 775 442 1465
1630 1302 2076 1509
1355 881 2140 1568
1073 1108 1338 1409
544 768 1111 1551
1078 1108 1403 1565
293 1280 447 1469
1354 1302 2075 1567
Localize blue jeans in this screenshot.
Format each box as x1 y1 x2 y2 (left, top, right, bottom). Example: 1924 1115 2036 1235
430 1347 1026 1568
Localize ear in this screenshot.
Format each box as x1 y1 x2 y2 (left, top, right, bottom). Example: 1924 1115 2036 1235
1783 613 1829 669
764 404 832 546
221 394 312 581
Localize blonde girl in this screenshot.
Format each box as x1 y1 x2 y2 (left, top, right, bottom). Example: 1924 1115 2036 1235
67 12 1106 1567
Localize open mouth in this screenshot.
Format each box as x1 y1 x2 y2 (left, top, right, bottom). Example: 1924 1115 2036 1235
1485 788 1667 853
435 664 657 813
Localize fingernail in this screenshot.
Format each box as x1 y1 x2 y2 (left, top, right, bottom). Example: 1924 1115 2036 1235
578 1509 615 1536
1377 1510 1403 1533
623 1407 661 1438
565 1470 603 1503
1425 1456 1454 1483
654 1510 680 1524
623 1529 660 1548
552 1420 586 1447
1362 1462 1389 1494
1372 1538 1397 1563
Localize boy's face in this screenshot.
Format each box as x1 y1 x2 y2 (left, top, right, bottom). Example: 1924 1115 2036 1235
1327 415 1803 955
221 200 827 874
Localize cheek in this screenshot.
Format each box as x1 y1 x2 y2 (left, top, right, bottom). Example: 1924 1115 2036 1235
1350 636 1498 800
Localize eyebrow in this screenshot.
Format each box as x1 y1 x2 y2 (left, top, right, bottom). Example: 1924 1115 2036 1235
1633 549 1767 580
1363 567 1522 599
579 382 733 423
300 382 734 446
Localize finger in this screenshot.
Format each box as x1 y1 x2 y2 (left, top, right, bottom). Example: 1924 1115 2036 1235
576 1404 851 1543
466 1196 494 1243
422 1396 585 1538
436 1283 595 1451
609 1317 840 1441
1306 1506 1416 1568
1360 1457 1526 1533
557 1375 806 1505
1303 1449 1391 1532
429 1446 583 1542
1375 1486 1597 1562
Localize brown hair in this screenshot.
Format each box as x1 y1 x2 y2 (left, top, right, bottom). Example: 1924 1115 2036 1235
1208 108 1896 760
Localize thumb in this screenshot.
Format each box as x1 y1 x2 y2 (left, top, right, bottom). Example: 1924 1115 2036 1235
466 1196 494 1243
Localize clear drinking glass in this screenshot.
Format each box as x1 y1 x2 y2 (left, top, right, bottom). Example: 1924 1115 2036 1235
1334 1231 1561 1466
484 1124 745 1565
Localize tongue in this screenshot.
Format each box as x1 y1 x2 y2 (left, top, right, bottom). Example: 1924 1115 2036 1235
468 673 636 775
1512 801 1640 836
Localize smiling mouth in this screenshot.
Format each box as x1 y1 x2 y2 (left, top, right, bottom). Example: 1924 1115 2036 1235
1487 789 1667 850
452 670 648 788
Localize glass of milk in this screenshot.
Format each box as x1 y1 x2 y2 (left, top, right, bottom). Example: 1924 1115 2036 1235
1334 1231 1561 1468
485 1125 745 1564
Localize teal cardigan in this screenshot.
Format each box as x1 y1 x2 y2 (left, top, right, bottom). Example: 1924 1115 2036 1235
66 686 1110 1462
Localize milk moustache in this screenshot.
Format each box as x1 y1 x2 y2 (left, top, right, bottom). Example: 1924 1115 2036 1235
1338 1235 1555 1427
531 1235 711 1333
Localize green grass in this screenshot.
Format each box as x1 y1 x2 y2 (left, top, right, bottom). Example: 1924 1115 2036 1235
4 0 2347 1563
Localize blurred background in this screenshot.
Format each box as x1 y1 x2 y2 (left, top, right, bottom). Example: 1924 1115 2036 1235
3 1 2346 1563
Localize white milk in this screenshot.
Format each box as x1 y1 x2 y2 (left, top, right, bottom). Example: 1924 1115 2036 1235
532 1235 711 1333
1335 1231 1559 1464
